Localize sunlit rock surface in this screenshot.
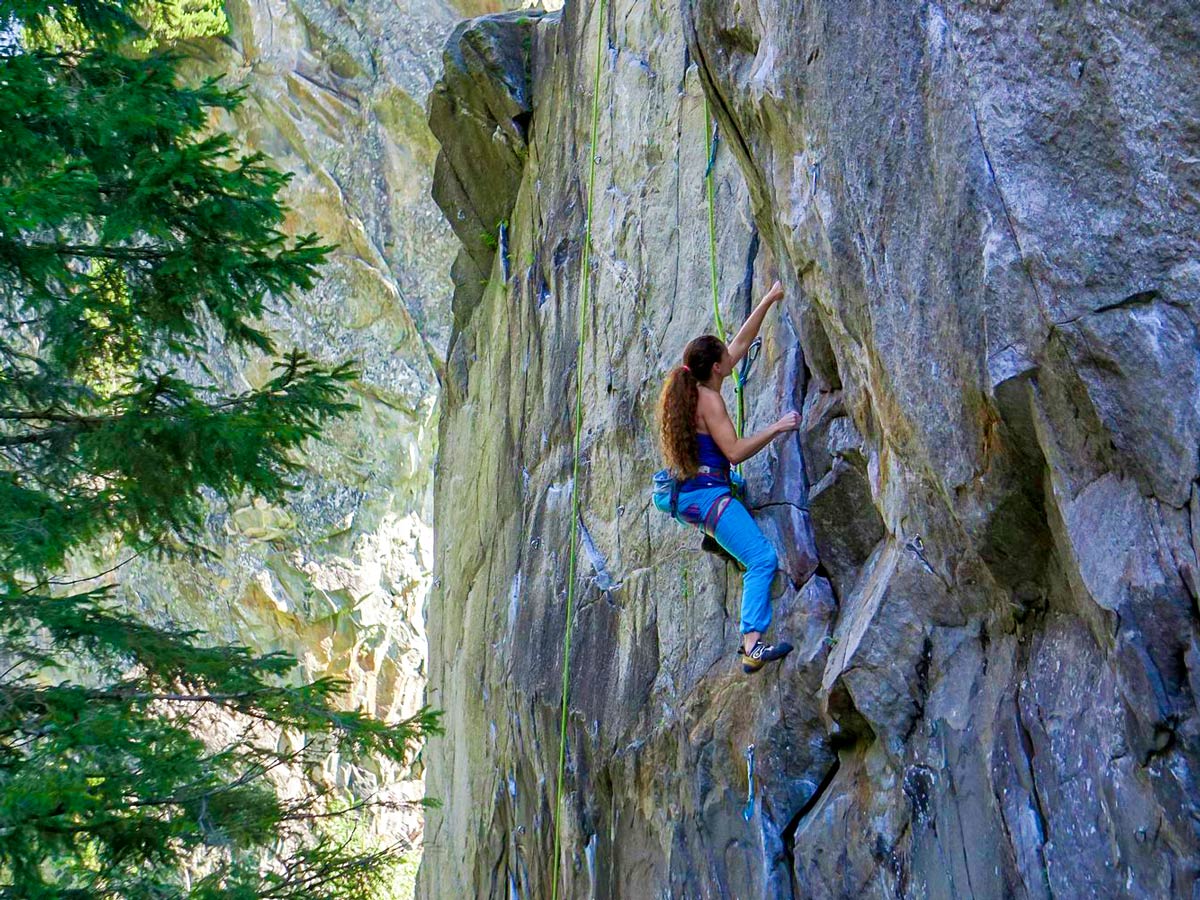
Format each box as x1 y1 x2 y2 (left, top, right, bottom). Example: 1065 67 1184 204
421 1 1200 897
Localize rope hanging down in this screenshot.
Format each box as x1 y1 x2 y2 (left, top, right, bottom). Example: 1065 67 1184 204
704 98 748 441
551 34 751 895
550 1 607 896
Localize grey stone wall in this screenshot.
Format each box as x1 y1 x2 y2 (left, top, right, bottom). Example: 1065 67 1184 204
421 1 1200 897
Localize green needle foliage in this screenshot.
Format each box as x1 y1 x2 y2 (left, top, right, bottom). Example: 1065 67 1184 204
0 2 441 896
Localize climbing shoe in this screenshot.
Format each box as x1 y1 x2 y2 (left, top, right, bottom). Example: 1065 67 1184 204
739 639 793 674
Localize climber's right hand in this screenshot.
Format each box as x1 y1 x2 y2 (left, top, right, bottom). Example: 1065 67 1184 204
773 410 801 434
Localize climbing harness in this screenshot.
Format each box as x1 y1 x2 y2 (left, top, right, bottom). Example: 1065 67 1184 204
550 0 607 896
652 465 746 531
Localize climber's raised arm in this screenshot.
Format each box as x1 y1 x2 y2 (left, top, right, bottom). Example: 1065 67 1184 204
726 280 784 366
698 385 800 465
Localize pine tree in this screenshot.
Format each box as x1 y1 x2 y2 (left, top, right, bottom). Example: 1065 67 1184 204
0 2 440 896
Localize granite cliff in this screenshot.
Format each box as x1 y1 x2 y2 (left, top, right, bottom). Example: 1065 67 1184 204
421 2 1200 897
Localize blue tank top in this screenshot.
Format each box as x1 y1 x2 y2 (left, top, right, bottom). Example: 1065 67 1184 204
679 433 731 491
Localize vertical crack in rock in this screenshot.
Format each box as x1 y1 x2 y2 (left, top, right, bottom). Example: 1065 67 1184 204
782 757 842 898
1016 697 1055 898
903 636 935 742
736 227 761 321
963 75 1049 314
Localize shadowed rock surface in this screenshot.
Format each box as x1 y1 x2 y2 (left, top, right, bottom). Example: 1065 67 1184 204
420 1 1200 897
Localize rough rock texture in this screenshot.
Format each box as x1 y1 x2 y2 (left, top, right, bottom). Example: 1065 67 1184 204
422 1 1200 897
429 11 543 331
71 0 467 851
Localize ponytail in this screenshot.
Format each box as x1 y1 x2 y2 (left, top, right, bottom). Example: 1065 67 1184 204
658 365 700 478
658 335 726 478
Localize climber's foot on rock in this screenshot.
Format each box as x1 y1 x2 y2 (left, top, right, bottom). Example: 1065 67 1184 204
739 639 793 674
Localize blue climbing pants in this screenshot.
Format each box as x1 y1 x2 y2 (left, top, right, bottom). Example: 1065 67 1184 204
674 486 778 635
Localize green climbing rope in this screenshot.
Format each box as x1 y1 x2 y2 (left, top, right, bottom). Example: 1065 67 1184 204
548 35 743 895
704 98 747 441
551 1 607 896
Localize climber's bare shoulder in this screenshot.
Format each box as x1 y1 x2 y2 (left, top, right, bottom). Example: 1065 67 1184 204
695 385 730 433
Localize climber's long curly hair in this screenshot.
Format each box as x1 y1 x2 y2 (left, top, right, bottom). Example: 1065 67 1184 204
658 335 726 478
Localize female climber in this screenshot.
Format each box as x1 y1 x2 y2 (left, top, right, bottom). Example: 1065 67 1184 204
657 280 801 674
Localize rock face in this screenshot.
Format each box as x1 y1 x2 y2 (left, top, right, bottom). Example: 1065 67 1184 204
421 2 1200 898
